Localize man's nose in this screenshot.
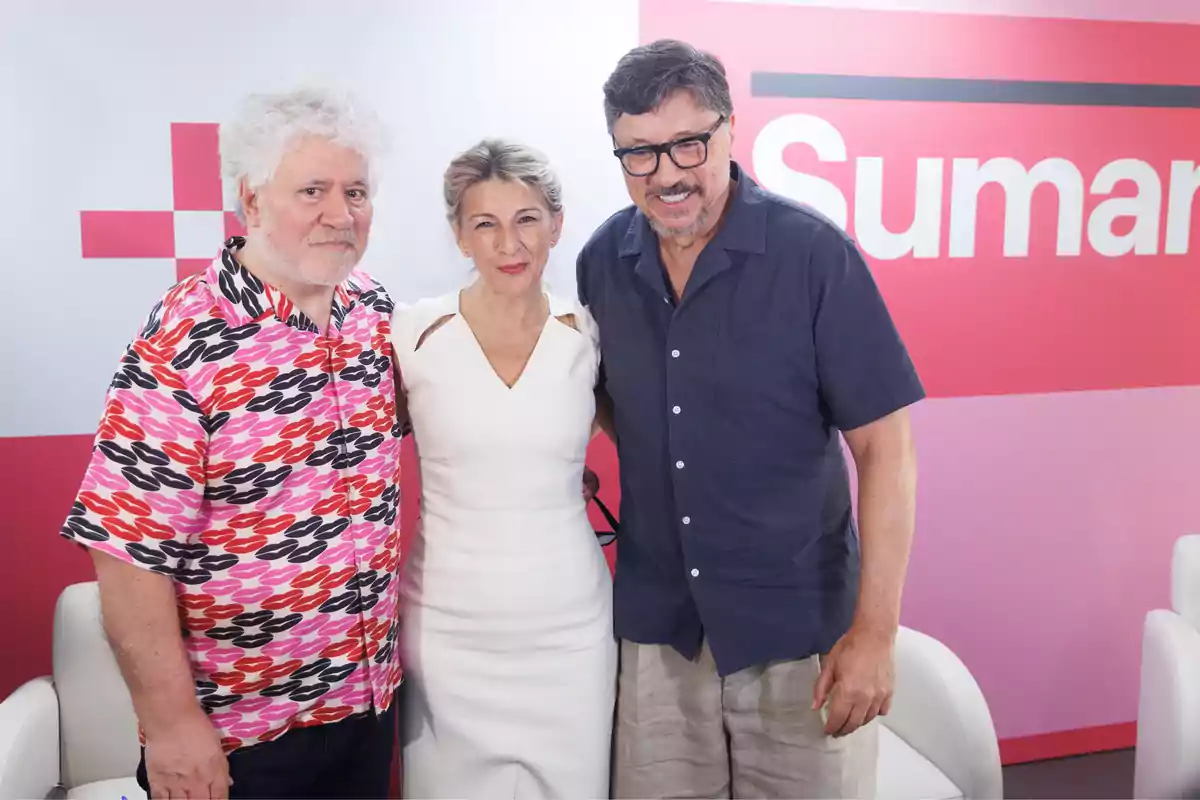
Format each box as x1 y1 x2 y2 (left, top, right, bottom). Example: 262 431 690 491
650 155 687 189
321 193 354 229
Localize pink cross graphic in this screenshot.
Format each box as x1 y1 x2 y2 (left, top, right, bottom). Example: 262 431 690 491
80 123 247 282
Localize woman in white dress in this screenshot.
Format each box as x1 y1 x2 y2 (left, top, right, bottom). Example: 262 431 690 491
392 140 616 798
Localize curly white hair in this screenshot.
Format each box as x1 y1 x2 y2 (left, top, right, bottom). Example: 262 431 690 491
219 86 387 222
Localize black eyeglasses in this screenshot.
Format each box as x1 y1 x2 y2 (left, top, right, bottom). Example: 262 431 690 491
612 116 726 177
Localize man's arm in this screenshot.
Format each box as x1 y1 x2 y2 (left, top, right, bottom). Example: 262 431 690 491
93 562 230 800
805 225 925 737
61 321 230 798
576 244 616 445
583 385 617 503
592 383 617 443
92 553 230 800
92 553 207 734
76 501 231 800
811 410 912 743
811 413 917 739
842 407 916 640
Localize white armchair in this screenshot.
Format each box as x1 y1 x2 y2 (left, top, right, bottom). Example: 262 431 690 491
877 626 1004 800
0 582 144 800
1134 534 1200 799
1 588 1000 800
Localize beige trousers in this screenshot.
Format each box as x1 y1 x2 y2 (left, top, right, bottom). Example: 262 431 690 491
613 639 878 799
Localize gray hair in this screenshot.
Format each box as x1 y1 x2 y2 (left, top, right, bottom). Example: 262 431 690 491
602 39 733 133
443 139 563 225
219 86 386 222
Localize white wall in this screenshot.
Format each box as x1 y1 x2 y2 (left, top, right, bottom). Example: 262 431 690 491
0 0 638 437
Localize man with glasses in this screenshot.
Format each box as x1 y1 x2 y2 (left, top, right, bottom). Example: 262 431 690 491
576 39 925 798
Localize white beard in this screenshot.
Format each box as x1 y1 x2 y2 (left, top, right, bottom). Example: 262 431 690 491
259 229 357 288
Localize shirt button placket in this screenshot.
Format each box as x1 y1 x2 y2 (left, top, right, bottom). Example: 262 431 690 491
666 338 694 575
328 340 375 698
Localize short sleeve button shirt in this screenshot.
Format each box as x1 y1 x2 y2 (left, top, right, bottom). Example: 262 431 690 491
577 162 925 676
60 237 405 752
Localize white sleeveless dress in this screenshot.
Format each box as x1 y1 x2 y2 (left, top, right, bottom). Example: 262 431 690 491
392 291 616 799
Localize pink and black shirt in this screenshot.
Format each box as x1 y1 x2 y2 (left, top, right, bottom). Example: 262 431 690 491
60 237 404 752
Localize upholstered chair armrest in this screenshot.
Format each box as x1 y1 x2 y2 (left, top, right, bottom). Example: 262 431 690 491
0 676 61 800
884 626 1003 799
1134 610 1200 799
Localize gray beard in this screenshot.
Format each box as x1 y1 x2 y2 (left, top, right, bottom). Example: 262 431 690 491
649 204 711 241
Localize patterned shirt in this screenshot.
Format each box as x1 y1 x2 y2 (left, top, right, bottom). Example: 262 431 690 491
60 237 404 752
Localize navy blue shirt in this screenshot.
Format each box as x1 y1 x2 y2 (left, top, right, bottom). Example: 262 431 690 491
576 162 925 676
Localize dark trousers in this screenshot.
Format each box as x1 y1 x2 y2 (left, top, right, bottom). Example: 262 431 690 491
136 698 398 800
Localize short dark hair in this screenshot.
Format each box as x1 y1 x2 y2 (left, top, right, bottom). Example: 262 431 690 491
602 39 733 133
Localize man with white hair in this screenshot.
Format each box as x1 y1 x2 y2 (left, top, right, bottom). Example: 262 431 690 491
59 87 404 800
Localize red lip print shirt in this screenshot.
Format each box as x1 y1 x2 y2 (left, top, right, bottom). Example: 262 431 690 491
60 237 404 753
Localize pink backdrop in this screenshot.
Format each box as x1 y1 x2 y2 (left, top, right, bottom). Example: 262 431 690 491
639 0 1200 760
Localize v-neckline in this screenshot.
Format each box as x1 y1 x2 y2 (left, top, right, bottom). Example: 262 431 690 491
455 291 552 392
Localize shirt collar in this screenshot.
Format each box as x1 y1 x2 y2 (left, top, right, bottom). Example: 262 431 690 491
618 161 769 258
206 236 360 333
